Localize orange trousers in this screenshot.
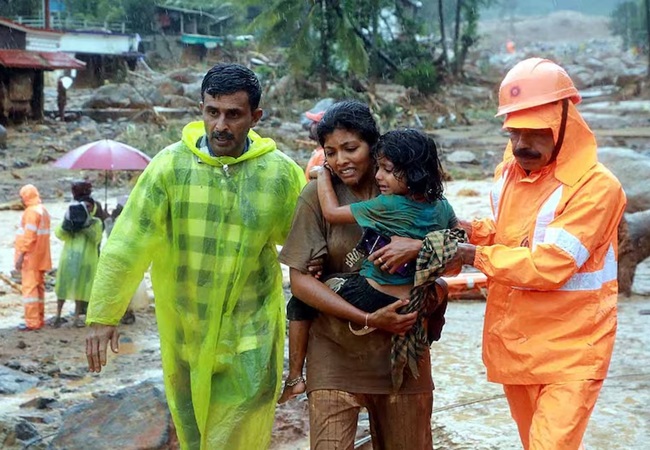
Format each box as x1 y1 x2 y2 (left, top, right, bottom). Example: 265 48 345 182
21 269 46 330
503 380 603 450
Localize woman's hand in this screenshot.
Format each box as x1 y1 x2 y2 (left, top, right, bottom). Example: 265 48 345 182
306 256 324 279
368 236 421 274
368 299 417 335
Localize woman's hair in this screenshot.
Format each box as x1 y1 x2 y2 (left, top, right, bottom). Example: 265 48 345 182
316 100 380 148
373 129 445 202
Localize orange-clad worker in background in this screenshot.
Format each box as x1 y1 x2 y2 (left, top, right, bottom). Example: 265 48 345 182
453 58 626 449
303 110 325 180
14 184 52 330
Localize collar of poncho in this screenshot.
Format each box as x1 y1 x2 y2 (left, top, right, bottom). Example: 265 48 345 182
181 121 277 168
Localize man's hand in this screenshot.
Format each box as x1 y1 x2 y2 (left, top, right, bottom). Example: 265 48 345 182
15 253 24 272
368 236 421 274
368 299 417 335
86 324 120 373
442 243 477 276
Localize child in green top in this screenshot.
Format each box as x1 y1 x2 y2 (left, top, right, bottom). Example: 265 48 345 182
279 128 457 403
317 128 457 311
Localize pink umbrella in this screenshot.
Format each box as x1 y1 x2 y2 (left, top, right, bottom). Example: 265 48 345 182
53 139 152 205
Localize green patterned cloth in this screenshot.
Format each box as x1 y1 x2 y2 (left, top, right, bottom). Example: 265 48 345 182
54 217 103 301
87 121 305 449
391 228 468 390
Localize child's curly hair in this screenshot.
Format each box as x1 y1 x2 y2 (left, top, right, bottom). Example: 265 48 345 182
372 129 444 202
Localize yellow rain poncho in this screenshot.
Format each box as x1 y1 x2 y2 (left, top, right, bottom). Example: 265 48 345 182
87 121 305 449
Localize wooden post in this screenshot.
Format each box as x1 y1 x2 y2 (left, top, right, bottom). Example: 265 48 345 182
43 0 51 29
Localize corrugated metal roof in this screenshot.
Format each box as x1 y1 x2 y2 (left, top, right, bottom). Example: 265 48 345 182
0 17 63 35
0 50 85 70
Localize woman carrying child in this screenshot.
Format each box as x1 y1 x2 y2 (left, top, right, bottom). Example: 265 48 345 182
278 101 456 449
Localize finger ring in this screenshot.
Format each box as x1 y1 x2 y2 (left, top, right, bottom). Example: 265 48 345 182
378 257 384 264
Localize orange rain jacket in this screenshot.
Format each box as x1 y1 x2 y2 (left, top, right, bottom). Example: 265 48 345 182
15 185 52 271
471 101 626 385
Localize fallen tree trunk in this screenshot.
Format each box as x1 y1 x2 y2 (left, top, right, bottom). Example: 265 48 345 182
618 210 650 296
0 273 21 294
0 200 23 211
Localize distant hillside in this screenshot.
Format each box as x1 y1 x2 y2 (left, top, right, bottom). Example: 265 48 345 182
481 0 628 19
477 10 616 51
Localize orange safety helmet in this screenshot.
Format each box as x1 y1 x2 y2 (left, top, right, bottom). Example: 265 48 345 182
496 58 581 117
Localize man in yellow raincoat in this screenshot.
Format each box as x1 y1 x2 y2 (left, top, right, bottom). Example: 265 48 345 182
454 58 626 449
84 63 305 449
15 184 52 330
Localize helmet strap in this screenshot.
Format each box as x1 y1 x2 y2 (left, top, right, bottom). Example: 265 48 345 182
553 98 569 158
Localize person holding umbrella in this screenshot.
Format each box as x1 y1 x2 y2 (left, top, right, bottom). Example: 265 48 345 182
52 194 103 328
84 63 305 449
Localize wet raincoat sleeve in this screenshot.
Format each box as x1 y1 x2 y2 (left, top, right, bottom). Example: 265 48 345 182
87 158 168 325
269 158 306 245
471 218 497 246
17 208 40 253
474 172 626 290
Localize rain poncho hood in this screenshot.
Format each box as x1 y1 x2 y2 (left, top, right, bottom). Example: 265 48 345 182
471 102 627 384
19 184 42 207
501 100 596 186
87 123 305 449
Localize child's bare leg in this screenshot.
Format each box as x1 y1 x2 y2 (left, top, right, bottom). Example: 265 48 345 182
278 319 310 404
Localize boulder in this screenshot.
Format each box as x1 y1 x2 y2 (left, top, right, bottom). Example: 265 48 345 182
447 150 479 164
167 68 203 85
598 147 650 213
0 365 39 394
182 81 202 102
0 416 42 449
163 95 198 109
49 381 177 450
82 84 150 109
153 79 185 97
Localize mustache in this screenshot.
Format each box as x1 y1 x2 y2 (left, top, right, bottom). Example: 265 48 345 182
211 131 234 141
513 147 541 159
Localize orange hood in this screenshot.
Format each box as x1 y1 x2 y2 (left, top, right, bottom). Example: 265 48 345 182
501 101 597 187
19 184 42 207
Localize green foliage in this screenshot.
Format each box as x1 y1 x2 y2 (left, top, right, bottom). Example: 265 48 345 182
610 1 648 50
0 0 41 16
396 61 440 95
122 0 156 33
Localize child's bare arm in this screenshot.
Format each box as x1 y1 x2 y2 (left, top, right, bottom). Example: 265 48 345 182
317 169 356 224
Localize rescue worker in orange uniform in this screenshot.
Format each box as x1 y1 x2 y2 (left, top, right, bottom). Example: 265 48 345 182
14 184 52 330
454 58 627 449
